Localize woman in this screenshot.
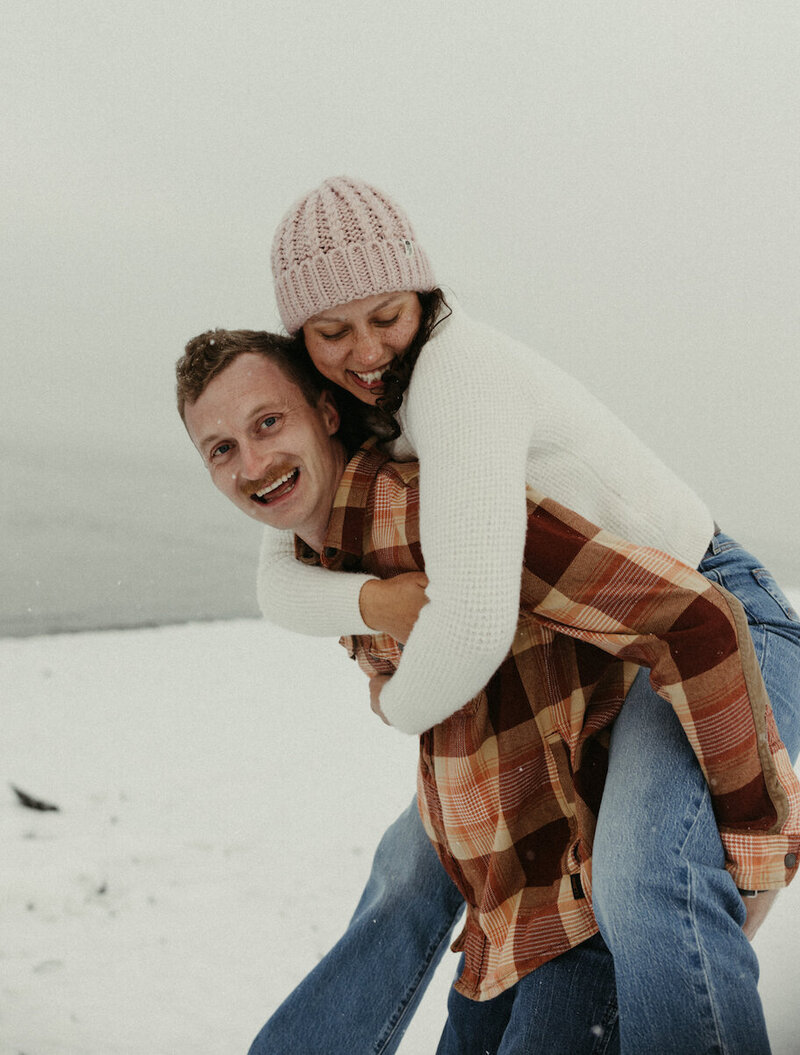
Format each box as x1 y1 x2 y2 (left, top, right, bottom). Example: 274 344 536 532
253 177 800 1053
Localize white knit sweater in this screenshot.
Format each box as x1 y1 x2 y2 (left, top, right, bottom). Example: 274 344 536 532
257 303 715 734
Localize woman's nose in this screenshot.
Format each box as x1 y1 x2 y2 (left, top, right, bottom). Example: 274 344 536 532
351 328 384 366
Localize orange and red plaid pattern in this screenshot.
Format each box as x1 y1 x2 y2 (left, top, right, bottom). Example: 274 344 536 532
296 441 800 1001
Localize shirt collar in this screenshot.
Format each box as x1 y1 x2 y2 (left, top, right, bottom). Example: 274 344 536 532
294 438 391 569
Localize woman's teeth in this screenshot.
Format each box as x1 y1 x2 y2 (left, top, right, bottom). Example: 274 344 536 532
352 369 385 384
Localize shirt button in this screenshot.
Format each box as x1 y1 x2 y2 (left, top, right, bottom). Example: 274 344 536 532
323 547 338 558
785 853 797 869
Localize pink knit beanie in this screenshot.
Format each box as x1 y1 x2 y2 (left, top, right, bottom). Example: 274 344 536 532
271 176 436 334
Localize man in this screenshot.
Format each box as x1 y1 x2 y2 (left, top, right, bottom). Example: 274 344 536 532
177 329 799 1054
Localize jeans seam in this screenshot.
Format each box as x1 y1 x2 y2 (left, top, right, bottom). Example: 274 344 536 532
592 992 619 1054
682 794 726 1055
374 905 462 1053
751 568 800 623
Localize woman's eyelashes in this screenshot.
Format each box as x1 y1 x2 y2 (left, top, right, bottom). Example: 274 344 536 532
318 313 401 341
374 313 400 328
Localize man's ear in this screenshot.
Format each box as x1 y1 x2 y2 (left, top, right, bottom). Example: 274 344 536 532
318 390 341 436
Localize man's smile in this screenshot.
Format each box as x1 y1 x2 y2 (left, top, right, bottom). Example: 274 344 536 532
250 468 300 505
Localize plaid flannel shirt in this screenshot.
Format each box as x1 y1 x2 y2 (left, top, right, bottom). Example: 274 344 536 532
295 441 800 1001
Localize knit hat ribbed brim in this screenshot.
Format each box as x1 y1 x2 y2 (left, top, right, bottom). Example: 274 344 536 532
271 177 436 334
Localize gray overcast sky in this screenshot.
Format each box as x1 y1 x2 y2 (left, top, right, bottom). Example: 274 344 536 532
3 1 799 599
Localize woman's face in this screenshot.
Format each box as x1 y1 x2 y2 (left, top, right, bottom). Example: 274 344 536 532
302 291 422 405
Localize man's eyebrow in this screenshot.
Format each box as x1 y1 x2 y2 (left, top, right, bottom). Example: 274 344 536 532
192 426 226 457
311 295 404 325
195 403 278 453
196 428 223 451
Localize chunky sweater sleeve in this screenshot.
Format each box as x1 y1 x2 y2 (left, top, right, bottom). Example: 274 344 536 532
256 525 374 636
379 328 534 733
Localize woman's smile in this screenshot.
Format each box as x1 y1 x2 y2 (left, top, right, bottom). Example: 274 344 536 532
303 292 422 404
348 367 390 393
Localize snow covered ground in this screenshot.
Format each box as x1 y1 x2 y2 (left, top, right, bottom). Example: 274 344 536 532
2 614 799 1054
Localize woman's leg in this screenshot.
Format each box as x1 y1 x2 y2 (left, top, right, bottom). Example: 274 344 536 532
698 531 800 760
436 935 619 1055
592 534 800 1054
592 673 766 1053
248 797 464 1055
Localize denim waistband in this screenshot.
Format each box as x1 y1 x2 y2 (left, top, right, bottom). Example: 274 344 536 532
703 523 730 561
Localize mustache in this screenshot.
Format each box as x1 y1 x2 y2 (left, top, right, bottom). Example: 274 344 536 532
238 462 298 499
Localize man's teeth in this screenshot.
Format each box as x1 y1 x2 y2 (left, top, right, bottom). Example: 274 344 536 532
353 369 385 384
255 470 297 497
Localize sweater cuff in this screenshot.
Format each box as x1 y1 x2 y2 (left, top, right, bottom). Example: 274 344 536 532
259 567 377 637
319 571 378 636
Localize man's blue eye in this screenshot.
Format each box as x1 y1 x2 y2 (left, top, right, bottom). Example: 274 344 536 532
260 415 278 430
211 442 232 459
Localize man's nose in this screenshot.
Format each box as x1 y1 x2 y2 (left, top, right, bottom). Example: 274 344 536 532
239 439 269 482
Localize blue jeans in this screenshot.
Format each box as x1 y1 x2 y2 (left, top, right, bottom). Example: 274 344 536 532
248 534 800 1054
592 532 800 1054
248 798 464 1055
436 935 619 1055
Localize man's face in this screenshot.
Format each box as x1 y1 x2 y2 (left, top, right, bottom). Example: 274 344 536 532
184 353 346 549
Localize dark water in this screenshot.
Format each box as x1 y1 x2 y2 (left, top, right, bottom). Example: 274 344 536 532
1 444 263 637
